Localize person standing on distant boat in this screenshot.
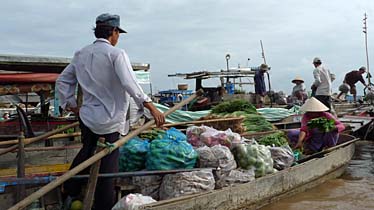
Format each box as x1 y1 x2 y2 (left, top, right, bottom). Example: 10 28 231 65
291 76 307 104
254 64 269 108
310 57 335 111
56 13 164 210
337 66 369 102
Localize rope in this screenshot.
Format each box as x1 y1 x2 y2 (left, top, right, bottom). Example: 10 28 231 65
96 141 115 153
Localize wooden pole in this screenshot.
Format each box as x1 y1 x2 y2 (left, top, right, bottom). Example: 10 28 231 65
9 89 203 210
133 116 244 129
0 121 79 156
363 13 371 85
15 132 26 202
82 137 105 210
0 132 81 146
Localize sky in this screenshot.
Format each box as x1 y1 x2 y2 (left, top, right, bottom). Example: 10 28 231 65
1 0 374 95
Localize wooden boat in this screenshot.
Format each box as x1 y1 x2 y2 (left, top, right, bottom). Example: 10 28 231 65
140 134 356 210
0 130 356 209
0 54 152 140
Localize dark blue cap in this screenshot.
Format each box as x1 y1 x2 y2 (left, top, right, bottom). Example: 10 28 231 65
96 13 127 33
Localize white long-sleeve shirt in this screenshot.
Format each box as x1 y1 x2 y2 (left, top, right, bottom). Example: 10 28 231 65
56 38 151 135
292 83 306 96
312 65 334 96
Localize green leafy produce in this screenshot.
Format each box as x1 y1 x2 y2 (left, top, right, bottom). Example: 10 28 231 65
211 99 257 114
242 114 274 133
307 117 335 133
210 100 274 133
139 128 166 140
258 131 289 147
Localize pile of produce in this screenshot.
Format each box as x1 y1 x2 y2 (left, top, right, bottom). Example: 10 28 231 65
211 99 257 114
206 99 274 133
257 131 289 147
186 126 241 148
241 113 274 133
146 128 198 170
307 117 335 132
119 137 150 172
231 143 275 177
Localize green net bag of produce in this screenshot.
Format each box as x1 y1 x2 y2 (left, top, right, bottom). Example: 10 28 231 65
119 137 150 172
232 143 275 177
146 128 198 170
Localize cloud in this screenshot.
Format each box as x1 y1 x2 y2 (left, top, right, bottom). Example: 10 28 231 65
1 0 374 95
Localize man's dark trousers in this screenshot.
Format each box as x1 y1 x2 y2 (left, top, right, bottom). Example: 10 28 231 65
63 118 119 210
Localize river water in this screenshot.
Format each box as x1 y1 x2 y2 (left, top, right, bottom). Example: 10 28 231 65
261 141 374 210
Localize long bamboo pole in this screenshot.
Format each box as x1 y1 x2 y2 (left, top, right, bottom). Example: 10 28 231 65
0 122 79 156
134 116 244 129
9 89 203 210
0 132 81 146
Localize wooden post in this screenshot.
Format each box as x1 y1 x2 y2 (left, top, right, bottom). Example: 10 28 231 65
82 137 105 210
16 132 26 202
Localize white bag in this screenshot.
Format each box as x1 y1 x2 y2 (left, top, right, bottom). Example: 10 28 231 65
159 169 215 200
112 193 156 210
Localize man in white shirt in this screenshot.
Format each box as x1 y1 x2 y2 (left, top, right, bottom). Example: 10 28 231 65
311 57 334 111
57 13 164 210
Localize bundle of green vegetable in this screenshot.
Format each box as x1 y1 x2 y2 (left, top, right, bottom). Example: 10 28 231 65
209 99 274 133
258 131 289 147
242 114 274 133
307 117 335 132
211 99 257 114
139 128 166 140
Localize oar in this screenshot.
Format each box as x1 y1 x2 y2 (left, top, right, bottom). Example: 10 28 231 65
9 89 203 210
297 137 359 164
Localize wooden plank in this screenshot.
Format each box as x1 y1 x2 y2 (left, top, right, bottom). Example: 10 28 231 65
0 164 71 178
83 137 105 210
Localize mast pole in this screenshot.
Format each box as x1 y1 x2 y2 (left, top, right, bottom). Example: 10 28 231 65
363 13 371 84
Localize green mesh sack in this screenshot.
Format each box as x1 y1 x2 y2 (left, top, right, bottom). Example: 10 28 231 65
119 137 150 172
146 128 197 170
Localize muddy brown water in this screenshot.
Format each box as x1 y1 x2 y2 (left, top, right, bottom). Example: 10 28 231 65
261 141 374 210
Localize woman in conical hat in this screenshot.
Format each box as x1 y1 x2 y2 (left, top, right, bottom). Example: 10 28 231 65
291 97 345 154
291 76 307 104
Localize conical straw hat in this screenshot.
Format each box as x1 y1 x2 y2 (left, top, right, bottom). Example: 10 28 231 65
292 76 304 83
300 97 329 112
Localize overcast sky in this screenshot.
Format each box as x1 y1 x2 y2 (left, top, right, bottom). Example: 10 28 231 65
1 0 374 95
